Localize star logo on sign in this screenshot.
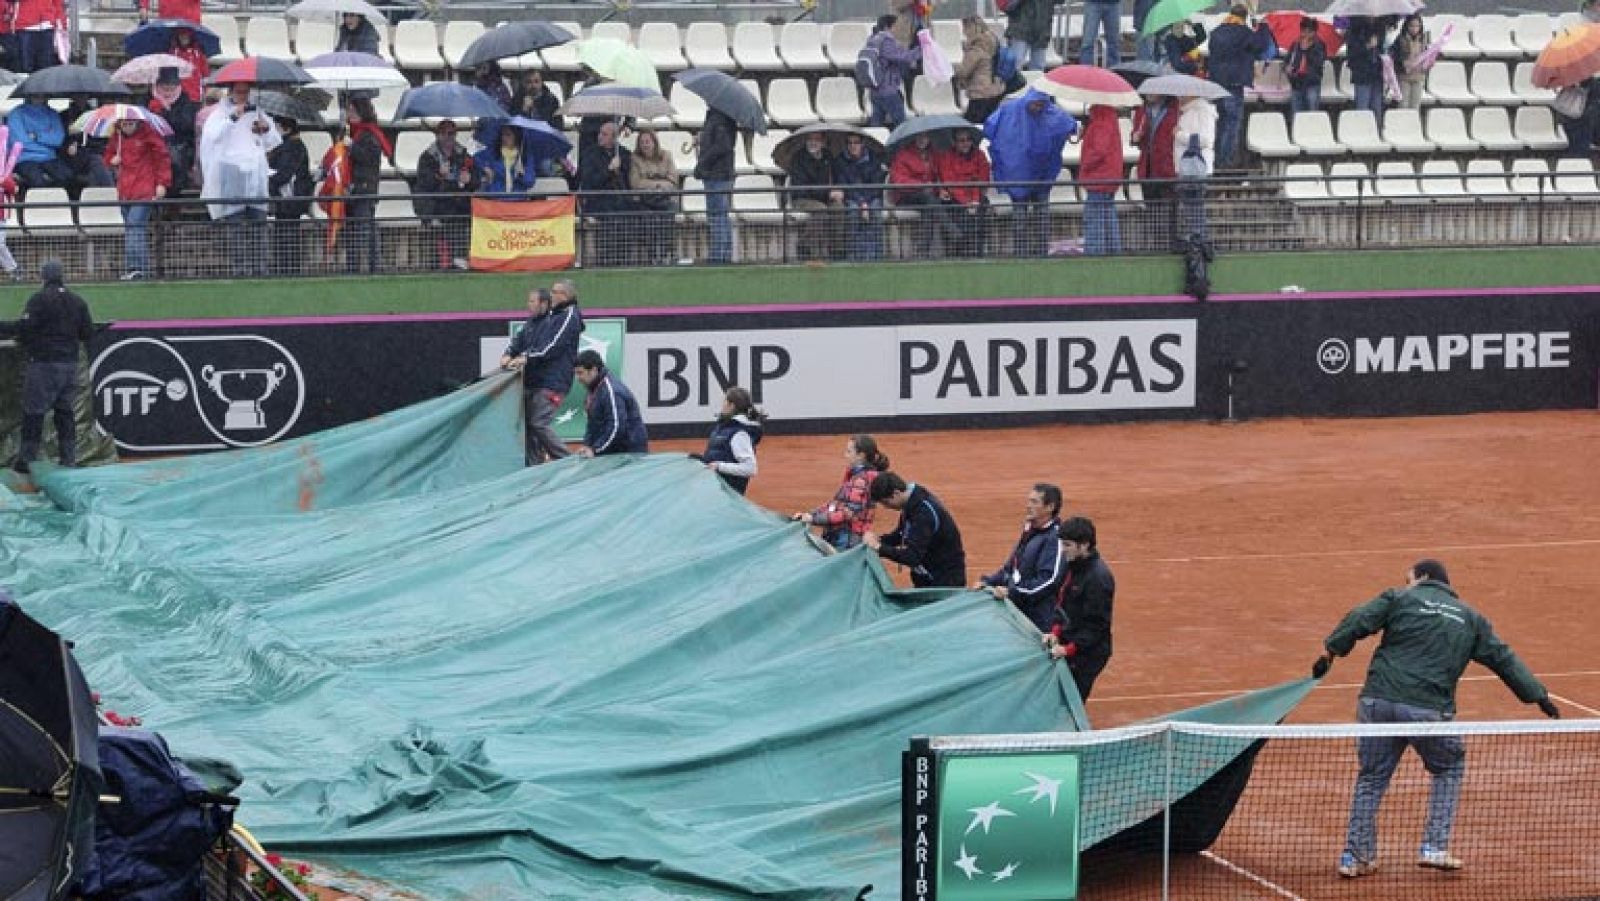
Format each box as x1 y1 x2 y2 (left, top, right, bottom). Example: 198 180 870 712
555 409 576 425
952 845 983 880
991 861 1020 882
580 335 610 357
965 800 1016 835
1013 771 1062 816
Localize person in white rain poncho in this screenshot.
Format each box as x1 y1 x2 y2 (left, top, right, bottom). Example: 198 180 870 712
200 84 280 277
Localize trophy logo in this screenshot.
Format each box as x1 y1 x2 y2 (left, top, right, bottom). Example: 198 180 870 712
200 362 288 431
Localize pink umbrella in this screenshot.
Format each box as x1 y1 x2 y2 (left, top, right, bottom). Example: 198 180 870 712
112 53 195 85
1038 65 1142 108
81 104 174 139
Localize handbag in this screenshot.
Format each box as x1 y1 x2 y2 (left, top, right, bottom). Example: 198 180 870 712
1553 84 1588 120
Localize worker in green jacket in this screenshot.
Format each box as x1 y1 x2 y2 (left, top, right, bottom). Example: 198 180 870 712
1312 558 1560 880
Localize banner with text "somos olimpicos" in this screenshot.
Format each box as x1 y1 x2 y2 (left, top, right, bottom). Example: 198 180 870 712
469 197 576 271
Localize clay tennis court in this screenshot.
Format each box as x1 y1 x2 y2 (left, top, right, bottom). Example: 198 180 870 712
663 409 1600 900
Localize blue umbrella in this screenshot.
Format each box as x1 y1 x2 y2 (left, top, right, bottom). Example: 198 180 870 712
394 82 508 120
476 115 572 162
124 20 222 59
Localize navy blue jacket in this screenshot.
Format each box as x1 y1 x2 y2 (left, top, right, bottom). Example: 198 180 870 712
1345 37 1384 86
702 415 762 494
1052 550 1115 659
983 518 1065 631
506 300 584 395
583 369 649 455
878 483 966 588
833 149 886 207
1207 22 1270 89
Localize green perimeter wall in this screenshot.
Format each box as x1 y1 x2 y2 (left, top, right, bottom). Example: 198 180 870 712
5 246 1599 320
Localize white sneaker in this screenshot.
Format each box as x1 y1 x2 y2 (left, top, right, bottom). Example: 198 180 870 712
120 270 145 281
1418 846 1463 871
451 257 469 270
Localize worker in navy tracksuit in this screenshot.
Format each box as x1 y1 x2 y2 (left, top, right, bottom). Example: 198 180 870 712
574 348 648 457
695 385 766 494
866 471 967 588
499 279 585 465
977 483 1065 631
1045 516 1116 700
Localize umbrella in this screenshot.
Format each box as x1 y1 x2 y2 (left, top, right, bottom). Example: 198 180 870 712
1138 72 1232 100
480 115 573 160
1532 23 1600 89
672 68 766 134
303 51 409 90
1038 64 1142 108
111 53 194 86
208 57 315 87
773 122 884 171
82 103 174 138
1322 0 1423 18
1264 12 1345 56
0 70 20 86
124 20 222 59
1110 60 1170 87
0 595 102 901
886 113 980 150
457 20 577 70
285 0 387 34
256 90 326 127
394 82 507 120
1141 0 1219 36
561 84 672 119
14 64 130 98
576 38 660 91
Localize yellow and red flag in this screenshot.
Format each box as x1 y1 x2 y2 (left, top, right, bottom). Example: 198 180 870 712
468 196 576 272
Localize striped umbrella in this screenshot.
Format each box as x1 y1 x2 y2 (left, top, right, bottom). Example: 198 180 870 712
1532 23 1600 89
1038 65 1142 108
208 57 314 87
560 84 672 119
112 53 194 85
81 104 174 138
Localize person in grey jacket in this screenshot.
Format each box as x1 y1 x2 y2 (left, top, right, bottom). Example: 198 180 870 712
8 261 92 473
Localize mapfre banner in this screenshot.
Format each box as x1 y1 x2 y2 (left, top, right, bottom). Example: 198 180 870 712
469 197 576 271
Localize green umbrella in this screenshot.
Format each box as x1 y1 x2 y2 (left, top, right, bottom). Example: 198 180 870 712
1141 0 1220 35
576 38 659 91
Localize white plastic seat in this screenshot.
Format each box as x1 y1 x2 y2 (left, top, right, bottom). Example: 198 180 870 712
394 20 445 71
1424 107 1479 152
639 23 688 71
1469 106 1522 152
533 177 570 196
826 22 871 70
1513 61 1556 104
202 13 243 63
779 22 831 70
933 19 964 66
651 129 697 175
1470 15 1521 59
1431 14 1479 60
1419 160 1467 199
732 22 785 72
1282 162 1329 203
1319 60 1349 103
295 20 337 63
1427 61 1474 105
77 186 122 235
301 131 333 176
1510 14 1554 55
1464 159 1512 196
245 16 293 59
371 87 405 127
766 78 818 127
20 187 75 233
814 76 866 125
749 128 788 175
1328 161 1371 199
1246 111 1298 158
1508 158 1550 195
1469 61 1519 106
685 22 736 70
679 176 706 219
732 173 785 222
1118 117 1139 164
441 21 485 70
393 131 432 177
1337 109 1390 153
1374 160 1422 199
667 82 707 129
1514 105 1567 151
1291 110 1343 156
1382 109 1436 153
1553 157 1598 194
376 179 413 228
539 23 584 72
588 22 632 45
910 75 959 116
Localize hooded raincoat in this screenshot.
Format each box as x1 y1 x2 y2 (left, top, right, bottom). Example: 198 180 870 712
982 87 1077 201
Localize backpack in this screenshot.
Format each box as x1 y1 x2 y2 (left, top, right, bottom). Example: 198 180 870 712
993 44 1024 93
855 38 882 90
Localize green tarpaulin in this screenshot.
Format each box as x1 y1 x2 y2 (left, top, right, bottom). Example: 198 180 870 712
0 374 1310 899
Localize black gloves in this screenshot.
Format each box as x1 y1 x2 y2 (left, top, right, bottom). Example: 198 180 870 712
1311 655 1332 679
1537 697 1560 719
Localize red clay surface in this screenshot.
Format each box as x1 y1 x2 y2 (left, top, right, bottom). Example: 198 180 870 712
662 410 1600 900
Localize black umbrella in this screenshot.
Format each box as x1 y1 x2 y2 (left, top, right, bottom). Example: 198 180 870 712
458 20 577 70
256 90 325 127
1110 60 1171 88
672 68 766 135
0 594 101 901
886 114 979 151
773 122 883 172
394 82 507 120
14 65 130 98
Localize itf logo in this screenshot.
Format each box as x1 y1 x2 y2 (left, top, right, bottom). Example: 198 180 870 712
90 335 306 452
1316 338 1351 375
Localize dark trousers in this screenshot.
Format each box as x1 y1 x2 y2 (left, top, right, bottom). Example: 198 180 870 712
1069 652 1110 701
17 29 58 73
964 96 1003 125
345 198 378 273
18 358 78 468
271 215 304 275
522 387 570 466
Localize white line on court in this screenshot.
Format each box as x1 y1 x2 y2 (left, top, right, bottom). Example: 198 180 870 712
1550 693 1600 718
1199 850 1307 901
1112 538 1600 566
1088 671 1600 705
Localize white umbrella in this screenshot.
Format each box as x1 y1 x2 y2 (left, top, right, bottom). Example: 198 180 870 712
285 0 386 34
1323 0 1423 18
1137 73 1232 100
304 51 408 91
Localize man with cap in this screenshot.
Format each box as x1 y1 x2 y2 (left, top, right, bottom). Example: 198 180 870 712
413 119 478 270
7 261 92 473
147 65 200 192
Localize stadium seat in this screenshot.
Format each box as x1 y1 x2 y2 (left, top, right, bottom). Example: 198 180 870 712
766 78 818 127
371 87 406 127
532 177 570 196
1374 160 1422 199
1510 14 1554 56
814 76 866 125
685 22 736 70
1282 162 1330 203
1061 131 1081 165
376 179 413 228
540 23 584 72
732 23 785 72
678 176 706 220
1319 61 1349 104
749 128 788 175
1470 15 1521 59
732 173 784 222
653 129 697 174
202 13 243 63
1290 110 1343 156
1469 61 1519 106
1508 157 1550 194
1427 61 1474 105
826 22 871 70
779 22 831 71
588 21 632 45
1118 117 1140 164
1338 109 1390 154
392 131 432 177
1553 157 1598 194
1512 62 1556 104
910 75 960 116
76 186 122 235
1464 159 1513 196
640 23 688 71
245 16 293 59
1327 161 1371 199
1419 159 1468 199
301 130 333 171
20 187 74 233
1514 105 1566 151
1382 109 1436 153
1431 14 1479 60
441 21 485 70
668 82 707 129
1469 106 1522 152
295 20 337 63
1425 107 1479 152
933 19 964 65
394 20 445 72
1246 111 1299 158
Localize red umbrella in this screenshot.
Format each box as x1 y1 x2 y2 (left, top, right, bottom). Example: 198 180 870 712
1532 23 1600 89
1264 12 1345 57
1037 65 1142 108
207 56 313 87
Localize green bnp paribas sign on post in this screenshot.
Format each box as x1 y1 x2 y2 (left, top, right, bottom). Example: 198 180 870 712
936 754 1081 900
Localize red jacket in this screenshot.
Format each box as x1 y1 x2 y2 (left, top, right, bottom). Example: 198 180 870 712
934 146 990 205
1133 99 1179 182
171 39 209 102
888 145 938 205
104 124 173 202
138 0 201 22
13 0 63 30
1078 105 1123 194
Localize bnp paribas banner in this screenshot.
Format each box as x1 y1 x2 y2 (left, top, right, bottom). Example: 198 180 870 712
937 754 1081 900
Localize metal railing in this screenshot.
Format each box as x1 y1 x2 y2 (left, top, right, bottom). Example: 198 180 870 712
4 170 1593 283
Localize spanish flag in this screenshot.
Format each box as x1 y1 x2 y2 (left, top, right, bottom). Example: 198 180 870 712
469 196 576 272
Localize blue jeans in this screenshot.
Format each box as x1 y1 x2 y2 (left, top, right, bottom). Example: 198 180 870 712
1133 0 1158 61
1011 191 1050 257
1080 2 1122 67
1345 697 1465 864
1216 88 1245 170
18 28 57 73
122 202 155 274
1009 38 1047 72
868 91 906 129
1289 86 1320 120
1083 191 1119 255
703 178 733 263
1353 82 1384 123
845 200 883 261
